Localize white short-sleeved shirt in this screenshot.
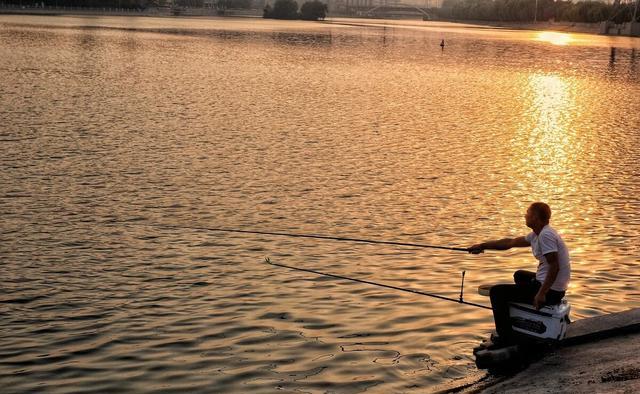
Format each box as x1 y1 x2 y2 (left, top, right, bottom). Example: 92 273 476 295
524 225 571 292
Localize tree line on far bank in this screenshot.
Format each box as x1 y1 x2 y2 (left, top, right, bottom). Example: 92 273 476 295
0 0 321 14
0 0 327 19
3 0 636 24
1 0 148 7
263 0 327 20
0 0 254 9
437 0 638 24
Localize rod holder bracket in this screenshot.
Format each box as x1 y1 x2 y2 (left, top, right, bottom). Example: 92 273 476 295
459 270 466 302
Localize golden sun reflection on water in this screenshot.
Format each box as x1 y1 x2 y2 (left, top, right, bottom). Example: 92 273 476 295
536 31 574 46
526 73 577 172
515 73 579 186
510 72 603 305
510 73 584 232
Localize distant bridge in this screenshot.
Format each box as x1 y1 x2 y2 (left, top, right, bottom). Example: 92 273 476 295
364 2 433 18
341 0 434 18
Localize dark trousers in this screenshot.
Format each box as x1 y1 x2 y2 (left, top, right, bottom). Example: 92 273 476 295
489 270 565 341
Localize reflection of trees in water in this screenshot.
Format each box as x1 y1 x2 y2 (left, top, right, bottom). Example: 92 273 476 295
118 31 143 51
76 30 98 50
145 28 257 42
270 32 333 46
609 46 617 68
607 47 640 81
208 30 254 40
451 39 640 84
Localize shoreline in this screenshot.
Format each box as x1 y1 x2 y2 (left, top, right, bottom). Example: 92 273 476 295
476 331 640 393
0 6 603 36
445 308 640 393
452 19 601 35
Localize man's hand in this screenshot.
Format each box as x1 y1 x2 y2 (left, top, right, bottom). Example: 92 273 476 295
468 244 485 254
533 291 546 310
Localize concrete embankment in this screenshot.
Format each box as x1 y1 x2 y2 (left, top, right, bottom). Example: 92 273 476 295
434 308 640 393
480 331 640 393
463 308 640 393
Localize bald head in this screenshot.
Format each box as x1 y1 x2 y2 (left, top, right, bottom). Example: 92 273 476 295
529 202 551 225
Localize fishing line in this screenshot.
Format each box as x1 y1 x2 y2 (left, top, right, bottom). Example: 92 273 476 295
112 222 488 309
124 222 470 252
266 258 492 310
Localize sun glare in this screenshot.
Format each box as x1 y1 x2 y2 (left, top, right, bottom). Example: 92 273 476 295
509 73 580 204
536 31 573 46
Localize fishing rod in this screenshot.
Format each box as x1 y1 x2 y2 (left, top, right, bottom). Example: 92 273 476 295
116 221 487 309
132 223 470 252
266 258 492 310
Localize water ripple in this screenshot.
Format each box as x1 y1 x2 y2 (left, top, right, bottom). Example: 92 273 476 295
1 14 639 394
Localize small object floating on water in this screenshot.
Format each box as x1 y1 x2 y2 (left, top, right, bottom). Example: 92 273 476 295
440 39 445 49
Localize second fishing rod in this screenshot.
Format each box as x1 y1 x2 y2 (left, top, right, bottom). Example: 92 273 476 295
121 222 487 309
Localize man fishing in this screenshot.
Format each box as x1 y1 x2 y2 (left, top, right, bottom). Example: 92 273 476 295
468 202 571 344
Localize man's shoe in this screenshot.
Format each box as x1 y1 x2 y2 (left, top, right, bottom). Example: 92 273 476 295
488 334 514 349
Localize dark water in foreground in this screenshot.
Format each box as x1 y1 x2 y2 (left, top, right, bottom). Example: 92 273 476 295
1 14 640 393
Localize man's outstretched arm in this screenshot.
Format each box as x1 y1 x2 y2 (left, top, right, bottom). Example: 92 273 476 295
468 236 530 254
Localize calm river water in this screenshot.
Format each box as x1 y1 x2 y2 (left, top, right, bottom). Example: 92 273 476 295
1 14 640 393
